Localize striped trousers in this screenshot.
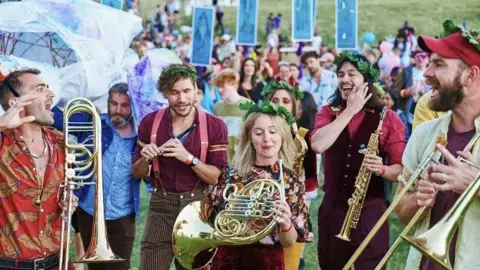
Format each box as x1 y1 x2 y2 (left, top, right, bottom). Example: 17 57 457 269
140 189 206 270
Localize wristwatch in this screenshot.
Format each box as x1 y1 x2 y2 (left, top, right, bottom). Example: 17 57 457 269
190 156 199 167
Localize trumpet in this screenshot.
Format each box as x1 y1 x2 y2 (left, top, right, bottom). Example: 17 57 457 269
342 131 480 270
173 160 286 269
58 98 124 270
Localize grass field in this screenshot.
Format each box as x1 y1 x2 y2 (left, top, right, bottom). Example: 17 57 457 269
138 0 480 47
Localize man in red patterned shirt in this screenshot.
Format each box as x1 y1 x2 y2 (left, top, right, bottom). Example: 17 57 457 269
0 68 77 269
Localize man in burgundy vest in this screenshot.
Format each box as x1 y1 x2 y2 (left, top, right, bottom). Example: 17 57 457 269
131 64 228 270
310 52 406 269
396 21 480 270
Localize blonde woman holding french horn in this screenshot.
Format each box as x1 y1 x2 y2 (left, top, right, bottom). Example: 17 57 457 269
201 100 313 269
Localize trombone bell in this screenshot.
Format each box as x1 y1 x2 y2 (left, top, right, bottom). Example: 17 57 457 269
402 224 452 269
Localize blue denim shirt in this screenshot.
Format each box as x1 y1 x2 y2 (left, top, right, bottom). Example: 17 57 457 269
299 69 338 108
53 108 141 219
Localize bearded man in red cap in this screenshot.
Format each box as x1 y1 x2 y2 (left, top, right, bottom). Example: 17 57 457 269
395 20 480 269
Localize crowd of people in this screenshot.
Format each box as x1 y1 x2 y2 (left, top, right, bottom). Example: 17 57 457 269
1 1 480 270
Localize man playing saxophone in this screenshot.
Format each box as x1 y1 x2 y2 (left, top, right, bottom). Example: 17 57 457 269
0 68 77 269
395 20 480 269
310 52 406 269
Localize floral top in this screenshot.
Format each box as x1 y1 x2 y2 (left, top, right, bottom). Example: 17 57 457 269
202 162 313 247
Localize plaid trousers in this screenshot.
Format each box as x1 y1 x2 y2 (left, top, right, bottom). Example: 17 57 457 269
140 189 206 270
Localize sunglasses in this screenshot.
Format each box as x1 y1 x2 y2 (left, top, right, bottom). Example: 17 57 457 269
415 54 429 60
0 77 20 97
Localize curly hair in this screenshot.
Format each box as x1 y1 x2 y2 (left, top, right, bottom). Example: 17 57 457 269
157 63 197 95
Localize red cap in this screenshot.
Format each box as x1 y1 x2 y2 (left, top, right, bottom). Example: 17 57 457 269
418 32 480 67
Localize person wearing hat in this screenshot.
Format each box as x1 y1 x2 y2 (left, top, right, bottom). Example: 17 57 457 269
395 20 480 269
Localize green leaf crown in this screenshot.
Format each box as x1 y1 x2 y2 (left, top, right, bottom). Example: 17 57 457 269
260 81 304 100
440 19 480 53
334 51 380 82
162 66 198 81
238 100 296 125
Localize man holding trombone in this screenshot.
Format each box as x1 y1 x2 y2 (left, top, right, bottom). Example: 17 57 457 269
395 20 480 269
0 68 77 269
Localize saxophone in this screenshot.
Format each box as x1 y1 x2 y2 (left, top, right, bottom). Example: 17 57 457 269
292 123 308 177
336 107 387 242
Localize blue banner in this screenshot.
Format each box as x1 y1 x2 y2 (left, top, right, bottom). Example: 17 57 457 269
336 0 358 50
100 0 124 10
292 0 314 42
236 0 259 46
191 7 215 67
313 0 317 27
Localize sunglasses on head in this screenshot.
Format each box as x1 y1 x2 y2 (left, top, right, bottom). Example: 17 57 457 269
0 74 20 97
415 53 429 59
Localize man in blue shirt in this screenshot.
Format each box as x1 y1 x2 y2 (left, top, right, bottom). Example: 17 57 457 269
53 83 140 270
299 51 338 108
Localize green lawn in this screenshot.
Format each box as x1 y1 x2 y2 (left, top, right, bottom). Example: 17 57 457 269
138 0 480 47
122 182 410 270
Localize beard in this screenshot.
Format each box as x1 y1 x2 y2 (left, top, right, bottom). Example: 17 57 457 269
109 113 131 128
27 106 53 126
427 74 465 112
308 66 319 75
171 102 194 117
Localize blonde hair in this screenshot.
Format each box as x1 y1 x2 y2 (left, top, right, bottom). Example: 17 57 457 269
232 112 296 177
211 68 240 87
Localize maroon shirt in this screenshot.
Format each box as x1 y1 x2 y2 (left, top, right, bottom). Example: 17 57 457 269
133 108 228 193
420 127 475 270
312 106 406 165
312 106 406 202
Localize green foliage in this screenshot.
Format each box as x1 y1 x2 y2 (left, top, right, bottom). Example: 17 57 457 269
162 67 198 81
238 100 296 125
260 81 304 100
440 19 480 52
334 51 380 82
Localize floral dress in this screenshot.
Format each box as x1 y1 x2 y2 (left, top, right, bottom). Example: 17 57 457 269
202 162 313 270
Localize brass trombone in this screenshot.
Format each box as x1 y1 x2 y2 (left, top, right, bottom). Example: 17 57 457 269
403 168 480 269
343 132 480 270
58 97 124 270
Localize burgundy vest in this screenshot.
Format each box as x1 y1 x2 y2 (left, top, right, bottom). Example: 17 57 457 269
323 110 386 204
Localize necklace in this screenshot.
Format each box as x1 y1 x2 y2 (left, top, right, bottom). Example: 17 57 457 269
33 135 49 206
31 135 47 159
20 135 40 143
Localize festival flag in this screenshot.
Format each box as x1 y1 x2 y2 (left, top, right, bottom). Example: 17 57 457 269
336 0 358 50
292 0 314 42
191 6 215 66
100 0 124 10
236 0 259 46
